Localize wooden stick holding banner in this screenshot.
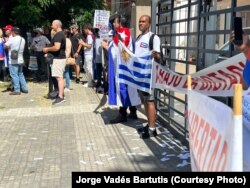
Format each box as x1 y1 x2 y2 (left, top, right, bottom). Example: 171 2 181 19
187 75 192 90
233 84 242 115
232 84 243 171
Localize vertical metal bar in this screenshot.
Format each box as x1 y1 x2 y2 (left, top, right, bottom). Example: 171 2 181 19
115 0 120 13
224 12 227 43
151 0 159 33
131 1 136 39
168 0 174 125
184 0 192 143
230 0 237 57
186 0 191 75
201 0 207 70
196 0 202 71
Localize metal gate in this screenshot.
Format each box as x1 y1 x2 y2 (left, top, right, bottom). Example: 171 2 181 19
152 0 250 144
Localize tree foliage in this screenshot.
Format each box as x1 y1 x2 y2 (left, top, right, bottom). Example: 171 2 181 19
0 0 105 29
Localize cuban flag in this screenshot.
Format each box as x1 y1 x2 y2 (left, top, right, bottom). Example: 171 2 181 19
108 28 141 106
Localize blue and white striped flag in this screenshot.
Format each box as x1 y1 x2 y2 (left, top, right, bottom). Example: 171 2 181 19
117 41 153 93
108 42 141 106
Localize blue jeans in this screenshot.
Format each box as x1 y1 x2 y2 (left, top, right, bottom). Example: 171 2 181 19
9 64 28 92
64 65 70 89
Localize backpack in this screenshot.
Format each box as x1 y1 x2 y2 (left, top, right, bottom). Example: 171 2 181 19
148 34 167 66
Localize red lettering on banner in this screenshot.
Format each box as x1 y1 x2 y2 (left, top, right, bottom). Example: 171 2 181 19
210 71 227 90
155 65 162 84
239 61 245 69
197 121 209 169
227 65 244 77
206 73 223 91
217 70 238 90
199 76 214 91
163 72 170 85
208 135 221 171
193 114 202 149
215 141 228 171
182 78 198 89
189 111 198 144
188 110 228 171
168 75 182 87
201 127 217 171
155 65 159 83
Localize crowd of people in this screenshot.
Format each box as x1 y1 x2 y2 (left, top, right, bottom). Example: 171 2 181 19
1 14 249 139
0 14 176 139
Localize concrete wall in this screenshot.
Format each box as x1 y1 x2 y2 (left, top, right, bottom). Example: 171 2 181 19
135 6 151 37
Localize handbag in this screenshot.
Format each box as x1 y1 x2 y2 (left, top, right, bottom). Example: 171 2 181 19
66 57 76 65
66 46 76 65
10 38 22 60
45 53 54 64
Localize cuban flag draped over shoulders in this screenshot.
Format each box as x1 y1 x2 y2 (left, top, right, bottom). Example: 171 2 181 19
108 27 141 106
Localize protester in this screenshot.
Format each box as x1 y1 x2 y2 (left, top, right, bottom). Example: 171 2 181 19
231 29 250 171
135 15 161 139
3 24 13 88
43 20 66 104
108 15 140 124
230 30 250 89
94 28 104 93
101 27 114 95
70 24 84 84
64 29 72 92
30 27 50 82
4 27 28 95
79 24 95 87
45 29 59 99
0 29 6 82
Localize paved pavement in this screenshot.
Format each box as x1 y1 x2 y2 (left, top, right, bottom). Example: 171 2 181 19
0 72 191 188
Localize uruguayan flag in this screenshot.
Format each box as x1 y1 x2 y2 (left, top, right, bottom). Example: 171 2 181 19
117 41 153 93
108 42 141 106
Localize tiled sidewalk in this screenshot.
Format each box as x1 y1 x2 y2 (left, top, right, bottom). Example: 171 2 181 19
0 74 191 188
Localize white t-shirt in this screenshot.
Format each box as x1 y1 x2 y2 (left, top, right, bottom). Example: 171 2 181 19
84 34 93 57
135 31 160 56
5 35 25 64
95 38 102 63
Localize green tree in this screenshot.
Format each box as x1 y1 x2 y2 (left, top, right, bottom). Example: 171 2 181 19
1 0 105 29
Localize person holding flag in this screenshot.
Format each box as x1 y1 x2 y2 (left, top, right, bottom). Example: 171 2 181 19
135 15 161 139
108 15 141 124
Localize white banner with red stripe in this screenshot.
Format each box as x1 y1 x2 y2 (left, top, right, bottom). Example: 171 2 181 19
152 53 246 96
187 90 242 171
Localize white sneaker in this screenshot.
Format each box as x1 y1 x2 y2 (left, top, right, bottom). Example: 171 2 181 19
64 88 70 92
82 83 89 88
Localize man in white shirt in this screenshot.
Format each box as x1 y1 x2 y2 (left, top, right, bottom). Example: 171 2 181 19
135 15 161 139
79 23 95 87
4 27 28 95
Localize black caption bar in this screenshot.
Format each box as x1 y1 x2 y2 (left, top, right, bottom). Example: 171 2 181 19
72 172 250 187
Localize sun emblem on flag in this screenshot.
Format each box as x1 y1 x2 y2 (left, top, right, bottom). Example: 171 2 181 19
121 48 130 62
